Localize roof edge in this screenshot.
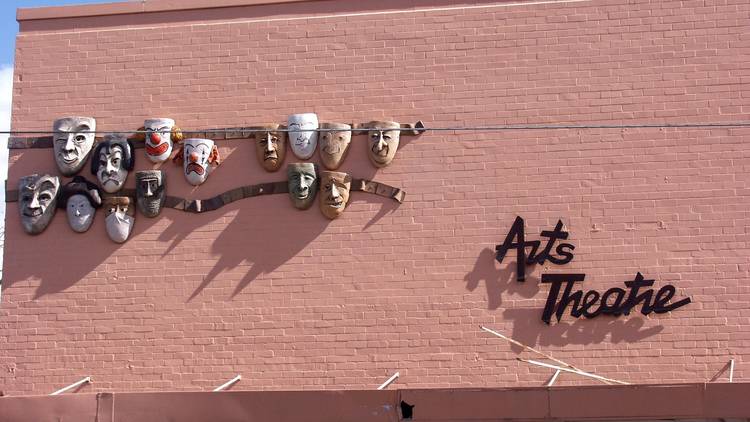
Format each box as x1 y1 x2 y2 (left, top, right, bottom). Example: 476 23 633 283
16 0 307 21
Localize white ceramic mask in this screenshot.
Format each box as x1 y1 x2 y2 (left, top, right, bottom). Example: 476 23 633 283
144 118 175 163
67 194 96 233
287 113 319 159
104 198 134 243
176 138 220 186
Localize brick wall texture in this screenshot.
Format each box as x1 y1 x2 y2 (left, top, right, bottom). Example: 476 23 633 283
2 0 749 395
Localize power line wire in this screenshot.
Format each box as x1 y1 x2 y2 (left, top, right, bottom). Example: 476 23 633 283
3 121 750 136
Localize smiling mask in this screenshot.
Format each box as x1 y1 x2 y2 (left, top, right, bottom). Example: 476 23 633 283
18 174 60 235
53 117 96 176
143 118 182 163
319 122 352 170
287 163 318 210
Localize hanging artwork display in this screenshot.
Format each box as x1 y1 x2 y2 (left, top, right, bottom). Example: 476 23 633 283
252 125 287 172
17 174 60 235
8 116 422 235
104 196 135 243
319 122 352 170
60 176 102 233
135 170 166 217
287 163 318 210
142 118 183 163
92 134 135 193
287 113 319 160
173 138 220 186
319 171 351 220
52 117 96 176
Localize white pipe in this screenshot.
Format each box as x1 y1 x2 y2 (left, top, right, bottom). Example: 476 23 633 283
729 359 734 383
546 369 561 386
519 358 629 385
377 372 400 390
50 377 91 395
213 375 242 392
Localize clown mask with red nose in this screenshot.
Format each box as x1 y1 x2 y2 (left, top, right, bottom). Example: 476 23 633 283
173 138 220 186
144 118 180 163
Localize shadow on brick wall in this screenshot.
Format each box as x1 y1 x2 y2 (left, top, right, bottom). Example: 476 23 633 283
503 307 664 348
464 248 540 310
465 248 663 347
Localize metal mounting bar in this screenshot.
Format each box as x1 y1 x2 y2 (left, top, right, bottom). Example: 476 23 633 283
213 375 242 392
546 369 561 386
50 377 91 395
377 372 400 390
518 358 629 385
729 359 735 383
480 325 612 385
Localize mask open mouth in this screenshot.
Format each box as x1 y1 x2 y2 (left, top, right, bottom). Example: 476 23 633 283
372 145 389 158
264 152 278 161
146 142 169 156
23 208 43 217
186 162 205 175
327 199 344 208
60 153 78 163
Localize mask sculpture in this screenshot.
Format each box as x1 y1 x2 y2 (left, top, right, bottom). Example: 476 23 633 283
135 170 166 217
143 118 182 163
173 138 220 186
319 123 352 170
61 176 102 233
92 134 135 193
53 116 96 176
252 125 287 172
319 171 351 220
104 196 135 243
287 163 318 210
18 174 60 235
287 113 319 160
365 121 401 168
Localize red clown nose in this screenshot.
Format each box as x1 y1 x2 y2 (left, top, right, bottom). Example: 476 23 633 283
190 152 199 163
150 132 161 143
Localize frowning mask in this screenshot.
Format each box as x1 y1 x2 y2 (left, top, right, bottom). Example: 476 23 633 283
135 170 166 217
53 117 96 176
173 138 220 186
61 176 102 233
288 113 318 159
92 135 135 193
252 125 287 172
144 118 181 163
287 163 318 210
104 196 135 243
18 174 60 235
319 123 352 170
319 171 351 220
365 121 401 168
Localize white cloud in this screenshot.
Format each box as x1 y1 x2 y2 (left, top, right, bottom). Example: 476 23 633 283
0 64 13 283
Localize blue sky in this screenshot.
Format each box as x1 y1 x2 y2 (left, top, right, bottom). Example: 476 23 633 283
1 0 117 281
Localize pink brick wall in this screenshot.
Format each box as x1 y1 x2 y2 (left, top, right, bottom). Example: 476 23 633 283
2 0 749 395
